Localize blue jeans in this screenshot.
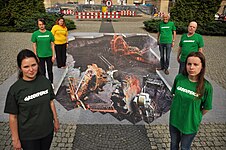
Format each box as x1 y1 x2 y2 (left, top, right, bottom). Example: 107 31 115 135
178 61 186 74
170 125 196 150
159 43 172 70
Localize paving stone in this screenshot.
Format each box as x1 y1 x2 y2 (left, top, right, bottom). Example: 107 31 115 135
62 137 68 143
58 143 65 148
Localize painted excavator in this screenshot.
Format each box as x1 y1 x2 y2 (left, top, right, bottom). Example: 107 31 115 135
110 34 151 63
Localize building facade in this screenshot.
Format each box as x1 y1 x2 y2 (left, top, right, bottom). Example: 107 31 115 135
44 0 170 14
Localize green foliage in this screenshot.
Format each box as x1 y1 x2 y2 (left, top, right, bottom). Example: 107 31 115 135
65 19 77 30
170 0 221 26
0 0 4 10
0 0 76 32
0 13 76 32
143 0 225 36
143 19 226 36
143 19 160 32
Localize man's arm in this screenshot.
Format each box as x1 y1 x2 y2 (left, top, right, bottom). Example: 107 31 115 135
172 30 176 47
157 32 160 44
198 47 203 53
177 46 181 63
32 43 37 55
202 109 209 115
51 42 55 62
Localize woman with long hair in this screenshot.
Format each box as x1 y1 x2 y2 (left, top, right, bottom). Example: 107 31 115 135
4 49 59 150
51 17 68 68
170 52 213 150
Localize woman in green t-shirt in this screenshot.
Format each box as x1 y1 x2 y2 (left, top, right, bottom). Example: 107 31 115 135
170 52 213 150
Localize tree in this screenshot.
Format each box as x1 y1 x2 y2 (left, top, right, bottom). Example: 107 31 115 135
0 0 76 32
0 0 9 10
170 0 221 26
0 0 45 29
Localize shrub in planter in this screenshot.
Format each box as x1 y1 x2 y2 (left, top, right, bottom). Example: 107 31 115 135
0 13 76 32
143 19 226 36
143 20 161 32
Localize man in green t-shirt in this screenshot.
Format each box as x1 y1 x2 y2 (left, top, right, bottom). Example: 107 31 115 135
177 21 204 73
31 18 55 84
157 13 176 75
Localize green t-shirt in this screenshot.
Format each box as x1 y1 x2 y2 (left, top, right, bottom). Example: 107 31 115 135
4 75 55 140
170 74 213 134
31 30 54 58
158 21 176 44
179 33 204 62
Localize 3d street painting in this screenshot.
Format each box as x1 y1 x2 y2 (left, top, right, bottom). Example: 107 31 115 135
56 34 172 124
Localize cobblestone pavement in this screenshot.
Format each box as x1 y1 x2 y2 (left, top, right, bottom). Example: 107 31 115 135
1 122 226 150
0 16 226 149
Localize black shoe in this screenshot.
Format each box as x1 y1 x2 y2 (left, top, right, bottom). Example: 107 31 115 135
156 67 164 71
164 69 169 75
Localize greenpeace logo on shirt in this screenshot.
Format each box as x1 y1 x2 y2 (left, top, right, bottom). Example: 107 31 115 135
38 35 50 38
24 89 48 102
161 26 170 29
183 40 195 43
177 86 198 97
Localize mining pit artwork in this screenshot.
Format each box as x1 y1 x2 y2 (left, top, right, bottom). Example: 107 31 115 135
56 34 172 124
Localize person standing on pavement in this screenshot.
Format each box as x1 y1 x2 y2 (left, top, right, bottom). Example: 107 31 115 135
4 49 59 150
157 13 176 75
177 21 204 74
51 17 68 69
170 52 213 150
31 18 55 85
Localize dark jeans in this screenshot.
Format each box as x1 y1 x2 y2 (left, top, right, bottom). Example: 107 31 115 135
21 131 53 150
178 61 186 74
170 125 196 150
159 43 172 70
39 56 53 83
55 44 67 68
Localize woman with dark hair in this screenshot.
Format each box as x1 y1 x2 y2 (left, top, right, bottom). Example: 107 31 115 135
4 49 59 150
51 17 68 68
169 52 213 150
31 18 55 85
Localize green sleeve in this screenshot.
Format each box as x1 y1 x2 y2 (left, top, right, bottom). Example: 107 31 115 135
179 34 184 47
198 34 204 48
50 32 55 42
203 81 213 110
172 22 176 31
171 74 179 94
31 32 36 43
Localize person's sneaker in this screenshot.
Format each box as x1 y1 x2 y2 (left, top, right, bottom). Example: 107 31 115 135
51 84 55 89
164 69 169 75
156 67 164 70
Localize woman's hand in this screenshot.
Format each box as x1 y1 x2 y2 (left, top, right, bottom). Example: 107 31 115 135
9 114 21 150
12 138 22 150
54 119 60 133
